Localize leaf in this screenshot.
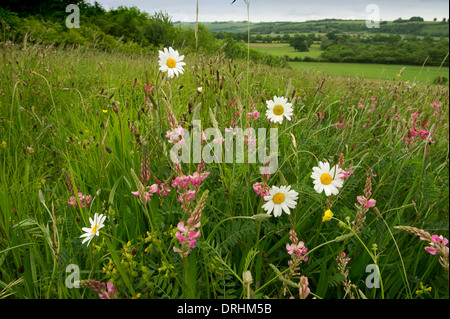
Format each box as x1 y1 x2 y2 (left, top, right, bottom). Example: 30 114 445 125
108 176 123 205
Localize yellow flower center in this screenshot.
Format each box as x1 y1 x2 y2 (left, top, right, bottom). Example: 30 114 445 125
273 105 284 116
91 225 99 234
273 193 285 205
320 173 332 185
166 58 176 68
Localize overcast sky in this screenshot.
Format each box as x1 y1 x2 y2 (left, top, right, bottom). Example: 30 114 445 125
88 0 449 22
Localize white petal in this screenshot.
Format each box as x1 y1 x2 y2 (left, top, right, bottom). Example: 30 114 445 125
274 205 282 217
281 203 291 215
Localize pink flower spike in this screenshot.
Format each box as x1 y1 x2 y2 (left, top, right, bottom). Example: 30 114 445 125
357 195 366 206
425 247 438 255
365 199 376 208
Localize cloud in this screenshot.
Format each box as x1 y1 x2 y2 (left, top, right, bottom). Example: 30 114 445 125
89 0 449 22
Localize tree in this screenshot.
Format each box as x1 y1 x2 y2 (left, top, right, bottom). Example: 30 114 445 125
282 34 291 43
409 16 424 22
289 34 309 52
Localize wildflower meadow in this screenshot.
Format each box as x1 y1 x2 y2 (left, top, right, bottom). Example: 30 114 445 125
0 2 449 304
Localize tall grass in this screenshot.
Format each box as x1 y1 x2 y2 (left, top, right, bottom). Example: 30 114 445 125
0 40 448 299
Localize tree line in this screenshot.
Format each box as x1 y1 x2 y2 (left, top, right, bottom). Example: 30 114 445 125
0 1 287 67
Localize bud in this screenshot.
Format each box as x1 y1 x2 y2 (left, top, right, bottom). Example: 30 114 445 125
243 270 253 285
252 213 272 222
334 233 354 242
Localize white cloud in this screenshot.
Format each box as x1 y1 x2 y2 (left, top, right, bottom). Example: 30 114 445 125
89 0 449 22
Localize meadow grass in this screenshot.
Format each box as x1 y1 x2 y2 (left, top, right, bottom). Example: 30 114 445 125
0 41 448 299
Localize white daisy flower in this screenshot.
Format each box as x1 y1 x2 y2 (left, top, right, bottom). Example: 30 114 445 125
311 161 344 196
262 185 299 217
265 96 294 124
80 213 107 247
158 47 186 78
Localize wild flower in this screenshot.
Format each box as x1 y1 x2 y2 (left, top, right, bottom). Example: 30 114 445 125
158 47 186 78
322 209 333 222
68 192 92 209
336 252 355 299
352 173 376 233
81 279 118 299
262 185 299 217
298 276 310 299
252 182 270 199
173 190 209 258
283 229 309 297
395 226 449 271
265 96 294 124
80 213 107 247
311 161 344 196
403 110 437 147
430 99 440 117
247 111 261 120
131 184 159 203
166 125 186 145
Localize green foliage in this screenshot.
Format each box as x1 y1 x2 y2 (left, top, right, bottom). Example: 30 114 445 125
320 35 449 66
0 5 286 67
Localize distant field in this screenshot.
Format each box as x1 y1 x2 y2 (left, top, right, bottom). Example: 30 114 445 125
249 43 323 59
290 62 449 83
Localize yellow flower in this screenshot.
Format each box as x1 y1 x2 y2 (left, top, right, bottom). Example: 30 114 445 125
322 209 333 222
1 140 6 148
396 73 402 78
102 109 108 113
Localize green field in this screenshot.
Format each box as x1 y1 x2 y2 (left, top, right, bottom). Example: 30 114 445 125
290 62 449 83
249 43 449 83
249 43 323 59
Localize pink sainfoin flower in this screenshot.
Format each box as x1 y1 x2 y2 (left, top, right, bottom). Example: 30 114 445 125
403 110 437 147
247 111 261 120
282 229 309 297
395 226 449 271
156 181 171 196
430 99 440 117
334 121 349 128
336 252 355 299
337 152 354 179
253 182 270 199
131 183 159 203
357 195 376 208
175 221 201 249
166 125 186 145
425 235 449 256
352 173 376 233
80 279 118 299
173 189 209 258
68 192 92 208
298 276 310 299
340 169 354 179
286 241 308 261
